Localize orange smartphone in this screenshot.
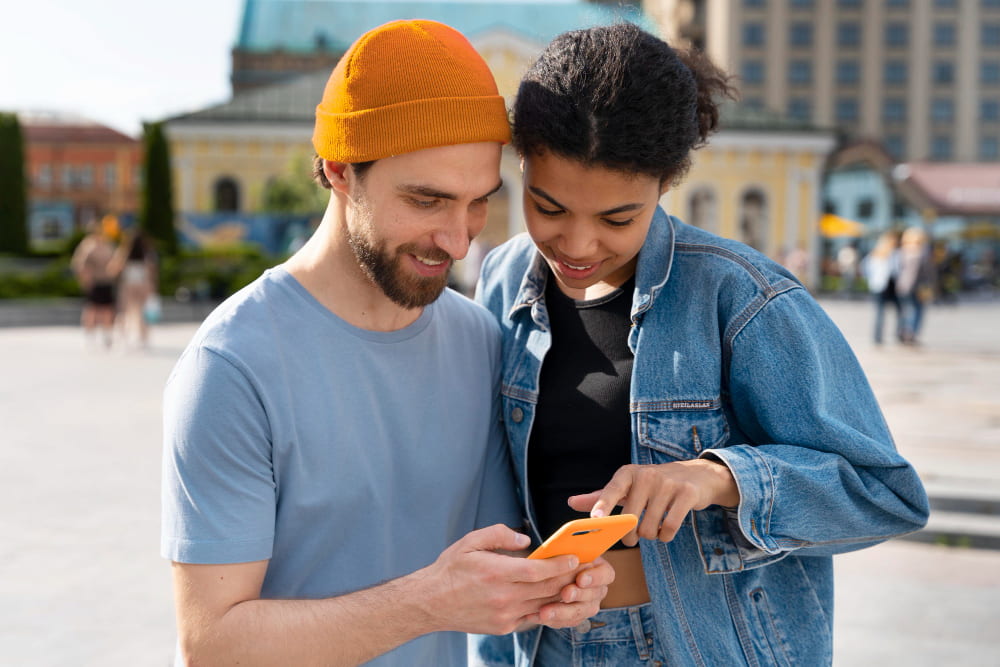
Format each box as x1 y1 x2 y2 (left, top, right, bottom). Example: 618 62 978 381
527 514 639 563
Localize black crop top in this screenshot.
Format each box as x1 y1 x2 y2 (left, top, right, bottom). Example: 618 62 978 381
528 273 636 549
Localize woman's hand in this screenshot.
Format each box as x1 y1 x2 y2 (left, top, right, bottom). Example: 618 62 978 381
567 459 740 546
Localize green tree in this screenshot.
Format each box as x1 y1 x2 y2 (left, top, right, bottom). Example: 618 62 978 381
0 113 29 255
139 121 177 255
260 151 327 215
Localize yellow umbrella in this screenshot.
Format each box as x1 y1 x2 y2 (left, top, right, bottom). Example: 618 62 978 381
819 214 866 238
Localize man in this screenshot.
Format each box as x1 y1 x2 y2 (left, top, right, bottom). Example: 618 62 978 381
161 19 612 666
70 217 118 347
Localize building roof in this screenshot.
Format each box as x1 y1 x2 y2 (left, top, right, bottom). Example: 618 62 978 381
20 113 138 145
894 163 1000 216
718 101 826 133
236 0 651 53
167 69 328 125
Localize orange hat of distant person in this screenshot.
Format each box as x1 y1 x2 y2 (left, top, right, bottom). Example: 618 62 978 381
312 19 511 163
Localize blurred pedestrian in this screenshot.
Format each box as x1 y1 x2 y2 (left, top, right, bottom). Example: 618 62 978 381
896 226 935 345
70 219 118 348
837 241 859 297
862 230 903 344
110 230 158 349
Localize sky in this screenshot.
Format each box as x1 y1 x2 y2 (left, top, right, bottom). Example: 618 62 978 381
0 0 577 139
2 0 245 137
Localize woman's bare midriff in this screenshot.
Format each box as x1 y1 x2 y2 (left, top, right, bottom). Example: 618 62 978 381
600 547 650 608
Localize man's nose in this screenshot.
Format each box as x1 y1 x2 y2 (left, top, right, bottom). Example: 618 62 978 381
432 209 475 261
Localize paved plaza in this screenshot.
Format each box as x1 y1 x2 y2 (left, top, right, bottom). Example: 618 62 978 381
1 295 998 666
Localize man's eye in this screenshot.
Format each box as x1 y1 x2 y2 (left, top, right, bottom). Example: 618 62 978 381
409 198 436 208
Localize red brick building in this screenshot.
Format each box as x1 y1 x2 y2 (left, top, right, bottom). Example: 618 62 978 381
21 112 142 249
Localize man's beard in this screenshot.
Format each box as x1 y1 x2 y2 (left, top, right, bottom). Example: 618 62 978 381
346 205 452 309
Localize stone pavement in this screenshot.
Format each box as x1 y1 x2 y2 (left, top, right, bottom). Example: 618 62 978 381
0 296 998 666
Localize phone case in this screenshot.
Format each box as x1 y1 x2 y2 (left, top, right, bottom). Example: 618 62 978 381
527 514 639 563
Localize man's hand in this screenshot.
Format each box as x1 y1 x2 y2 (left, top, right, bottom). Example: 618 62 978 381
414 524 605 635
568 458 740 546
535 556 614 628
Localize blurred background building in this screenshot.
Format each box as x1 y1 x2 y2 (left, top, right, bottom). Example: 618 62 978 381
9 0 997 296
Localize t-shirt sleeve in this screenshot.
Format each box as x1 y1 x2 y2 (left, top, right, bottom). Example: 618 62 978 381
161 345 276 564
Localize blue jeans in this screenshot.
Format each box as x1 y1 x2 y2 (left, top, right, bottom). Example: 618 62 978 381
535 604 665 666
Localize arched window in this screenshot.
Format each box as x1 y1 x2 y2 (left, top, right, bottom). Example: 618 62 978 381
214 177 240 212
686 187 718 234
739 188 769 253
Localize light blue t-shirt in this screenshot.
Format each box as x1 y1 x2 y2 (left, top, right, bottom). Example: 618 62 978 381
161 266 520 666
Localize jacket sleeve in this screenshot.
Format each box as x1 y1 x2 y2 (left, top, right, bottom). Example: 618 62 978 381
698 287 929 570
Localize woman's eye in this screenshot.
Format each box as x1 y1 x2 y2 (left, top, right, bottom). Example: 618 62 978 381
603 218 634 227
534 203 563 217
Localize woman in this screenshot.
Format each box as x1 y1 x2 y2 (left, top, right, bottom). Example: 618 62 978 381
111 230 158 348
862 230 903 345
475 24 928 666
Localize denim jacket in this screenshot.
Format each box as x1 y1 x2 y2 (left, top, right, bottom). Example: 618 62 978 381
474 209 929 666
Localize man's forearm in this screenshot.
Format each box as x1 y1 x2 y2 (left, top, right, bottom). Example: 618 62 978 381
180 571 439 667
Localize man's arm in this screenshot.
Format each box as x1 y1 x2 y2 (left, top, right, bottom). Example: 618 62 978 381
174 524 604 666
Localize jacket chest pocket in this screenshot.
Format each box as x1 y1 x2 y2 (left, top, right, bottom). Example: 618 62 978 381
635 407 729 462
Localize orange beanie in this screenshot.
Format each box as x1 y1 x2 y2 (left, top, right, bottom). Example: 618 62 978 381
313 19 511 162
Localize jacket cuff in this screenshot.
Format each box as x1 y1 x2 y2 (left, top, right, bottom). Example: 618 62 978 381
692 447 788 573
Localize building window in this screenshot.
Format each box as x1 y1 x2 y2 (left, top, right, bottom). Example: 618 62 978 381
687 188 719 234
980 137 1000 160
739 189 769 253
883 98 907 122
744 0 766 7
743 23 766 47
790 0 814 7
838 0 861 7
62 166 74 188
984 24 1000 46
983 61 1000 83
934 23 956 47
933 61 955 84
885 60 908 84
985 0 1000 9
743 97 765 110
885 135 905 158
836 97 859 122
931 135 952 159
856 199 875 220
886 23 909 48
78 165 93 187
789 60 812 85
742 60 765 85
37 164 52 188
838 22 861 47
104 164 117 190
837 60 860 85
788 98 812 120
790 22 813 47
932 98 954 122
983 99 1000 120
888 0 909 6
214 177 240 212
935 0 957 7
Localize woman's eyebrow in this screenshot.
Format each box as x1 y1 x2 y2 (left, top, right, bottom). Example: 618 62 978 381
528 186 644 215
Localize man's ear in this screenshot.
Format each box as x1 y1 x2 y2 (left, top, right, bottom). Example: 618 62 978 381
323 160 351 194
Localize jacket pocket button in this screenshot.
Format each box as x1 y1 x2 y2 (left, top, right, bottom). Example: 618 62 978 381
511 407 524 423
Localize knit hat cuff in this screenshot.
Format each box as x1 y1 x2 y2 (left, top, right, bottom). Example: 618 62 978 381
313 95 511 163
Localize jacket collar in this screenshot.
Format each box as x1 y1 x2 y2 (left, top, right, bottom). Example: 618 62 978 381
509 206 676 322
